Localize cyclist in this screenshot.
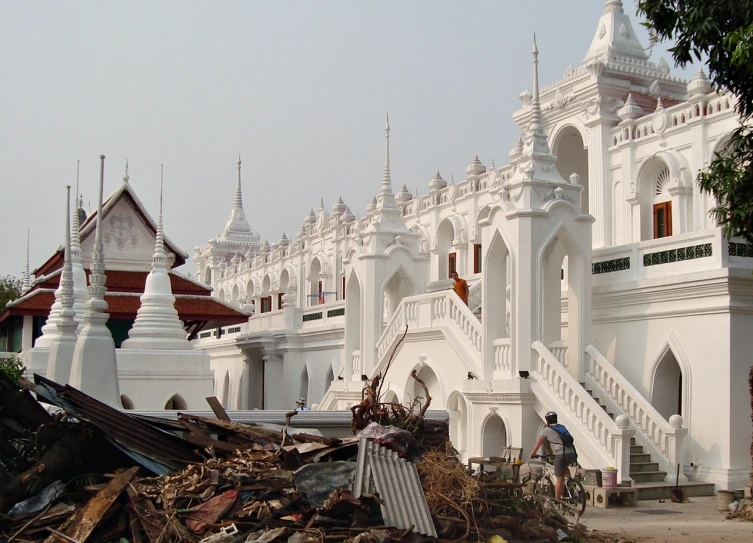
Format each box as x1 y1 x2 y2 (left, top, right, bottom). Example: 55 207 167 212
529 410 573 501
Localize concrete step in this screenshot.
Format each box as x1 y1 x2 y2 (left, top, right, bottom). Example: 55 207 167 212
631 471 668 483
630 453 651 463
630 445 644 454
630 461 661 473
632 481 717 501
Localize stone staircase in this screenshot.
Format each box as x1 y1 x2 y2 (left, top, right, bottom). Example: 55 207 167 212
583 384 715 500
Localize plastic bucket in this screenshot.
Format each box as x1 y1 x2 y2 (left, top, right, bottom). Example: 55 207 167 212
601 467 618 489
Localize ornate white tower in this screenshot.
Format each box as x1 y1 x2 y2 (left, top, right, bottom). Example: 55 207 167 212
71 160 88 327
121 166 191 350
46 186 79 384
69 155 121 407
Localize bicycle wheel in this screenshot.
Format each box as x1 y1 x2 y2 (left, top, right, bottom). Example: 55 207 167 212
565 478 587 515
534 474 555 498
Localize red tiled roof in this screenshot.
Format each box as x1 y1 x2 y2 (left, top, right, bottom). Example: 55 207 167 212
1 290 246 326
29 270 211 296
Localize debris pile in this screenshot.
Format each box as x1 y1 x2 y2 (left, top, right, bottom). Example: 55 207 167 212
1 360 605 543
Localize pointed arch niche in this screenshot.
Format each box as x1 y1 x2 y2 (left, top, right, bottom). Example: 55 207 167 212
344 270 362 380
539 227 588 376
309 258 322 306
300 365 310 402
481 413 507 459
221 371 230 407
448 392 469 458
382 267 415 325
552 125 589 214
164 394 187 410
651 347 683 420
406 364 444 409
484 231 512 379
120 394 134 410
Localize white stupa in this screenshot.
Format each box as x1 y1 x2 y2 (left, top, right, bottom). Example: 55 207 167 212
46 186 78 384
121 165 191 350
69 155 121 407
70 161 89 327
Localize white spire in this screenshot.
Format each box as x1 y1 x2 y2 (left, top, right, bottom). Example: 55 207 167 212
376 115 397 212
71 160 87 326
123 159 130 183
234 155 243 209
220 156 255 242
70 155 120 407
382 114 391 193
122 164 191 350
46 185 78 384
529 34 542 135
22 229 30 293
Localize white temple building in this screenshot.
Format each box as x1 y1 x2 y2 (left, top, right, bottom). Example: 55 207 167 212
192 2 750 491
1 1 749 494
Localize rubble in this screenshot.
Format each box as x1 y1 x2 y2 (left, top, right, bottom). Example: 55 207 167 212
0 361 605 543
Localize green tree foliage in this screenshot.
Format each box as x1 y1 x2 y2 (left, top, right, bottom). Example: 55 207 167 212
0 275 22 311
638 1 753 241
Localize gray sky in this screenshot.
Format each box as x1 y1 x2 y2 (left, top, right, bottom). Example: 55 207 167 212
0 0 696 279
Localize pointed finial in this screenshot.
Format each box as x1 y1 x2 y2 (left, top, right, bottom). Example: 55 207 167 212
381 113 392 193
123 159 129 183
22 229 30 292
234 155 243 209
71 160 83 262
319 197 325 214
529 33 542 134
95 155 105 247
153 164 166 265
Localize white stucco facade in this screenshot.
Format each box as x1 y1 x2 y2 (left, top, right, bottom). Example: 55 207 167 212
192 2 751 491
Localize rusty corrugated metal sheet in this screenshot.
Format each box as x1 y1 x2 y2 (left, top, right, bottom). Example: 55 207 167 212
34 375 199 474
353 438 437 537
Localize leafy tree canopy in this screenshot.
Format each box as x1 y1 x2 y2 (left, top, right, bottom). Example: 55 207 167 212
0 275 22 311
638 1 753 241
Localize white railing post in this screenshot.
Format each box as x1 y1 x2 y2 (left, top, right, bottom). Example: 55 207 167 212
665 415 689 483
613 415 635 484
351 350 361 379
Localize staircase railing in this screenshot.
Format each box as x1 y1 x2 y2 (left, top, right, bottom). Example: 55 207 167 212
584 345 687 482
531 341 634 481
468 279 482 313
373 290 483 376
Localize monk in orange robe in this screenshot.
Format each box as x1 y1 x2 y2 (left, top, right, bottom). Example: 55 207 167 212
451 271 468 305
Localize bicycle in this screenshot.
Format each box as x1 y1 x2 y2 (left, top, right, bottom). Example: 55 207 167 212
523 454 587 516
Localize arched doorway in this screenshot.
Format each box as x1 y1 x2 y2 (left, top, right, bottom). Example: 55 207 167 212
120 394 134 410
482 414 507 458
344 271 362 380
309 258 322 306
436 219 456 281
638 158 673 241
652 349 683 419
231 285 240 307
553 126 589 214
382 390 399 404
164 394 187 410
448 392 469 457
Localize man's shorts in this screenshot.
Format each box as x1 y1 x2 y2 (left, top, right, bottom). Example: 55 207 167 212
553 454 568 477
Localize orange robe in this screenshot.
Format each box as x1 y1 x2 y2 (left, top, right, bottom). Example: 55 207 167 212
453 278 469 305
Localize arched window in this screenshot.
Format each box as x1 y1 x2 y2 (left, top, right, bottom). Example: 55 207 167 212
121 395 134 410
164 394 187 410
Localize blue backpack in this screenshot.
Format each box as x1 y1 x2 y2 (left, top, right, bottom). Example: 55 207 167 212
550 424 578 464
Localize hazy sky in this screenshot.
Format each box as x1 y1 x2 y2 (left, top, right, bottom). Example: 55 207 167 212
0 0 697 279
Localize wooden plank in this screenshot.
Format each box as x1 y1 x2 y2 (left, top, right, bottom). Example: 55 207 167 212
205 396 231 421
179 414 291 445
41 466 138 543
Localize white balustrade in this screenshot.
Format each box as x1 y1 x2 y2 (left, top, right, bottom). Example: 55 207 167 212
352 350 361 376
531 341 633 481
468 280 482 313
493 338 511 373
584 345 687 482
374 290 483 374
547 341 568 368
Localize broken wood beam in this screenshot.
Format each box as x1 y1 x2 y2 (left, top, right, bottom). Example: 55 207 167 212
41 466 138 543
